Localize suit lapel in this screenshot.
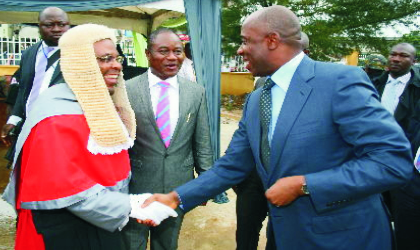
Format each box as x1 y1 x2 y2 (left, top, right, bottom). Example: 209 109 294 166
49 63 62 87
138 74 163 139
394 70 419 123
46 50 60 70
269 57 314 179
24 42 41 97
170 78 188 145
394 84 410 122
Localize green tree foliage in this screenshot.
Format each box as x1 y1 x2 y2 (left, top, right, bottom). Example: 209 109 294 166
222 0 420 61
397 31 420 59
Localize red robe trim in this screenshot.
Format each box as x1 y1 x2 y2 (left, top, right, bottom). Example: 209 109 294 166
16 114 131 249
18 114 130 206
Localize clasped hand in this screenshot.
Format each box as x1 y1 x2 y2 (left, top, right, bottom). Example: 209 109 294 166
135 191 181 226
129 193 178 227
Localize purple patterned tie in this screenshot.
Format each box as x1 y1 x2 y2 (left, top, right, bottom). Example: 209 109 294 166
415 152 420 173
156 81 171 148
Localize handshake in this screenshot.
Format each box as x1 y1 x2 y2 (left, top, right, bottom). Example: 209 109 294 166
129 193 178 226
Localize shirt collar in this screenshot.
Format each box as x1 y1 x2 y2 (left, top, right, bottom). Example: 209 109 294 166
269 52 305 92
148 68 179 89
387 71 412 85
38 41 59 56
38 41 58 51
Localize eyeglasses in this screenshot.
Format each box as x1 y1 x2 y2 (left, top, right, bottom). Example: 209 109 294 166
96 55 125 64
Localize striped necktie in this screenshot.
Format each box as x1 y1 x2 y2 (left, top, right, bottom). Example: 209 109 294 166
156 81 171 148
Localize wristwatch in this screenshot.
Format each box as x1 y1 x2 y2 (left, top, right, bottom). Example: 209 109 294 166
301 181 310 195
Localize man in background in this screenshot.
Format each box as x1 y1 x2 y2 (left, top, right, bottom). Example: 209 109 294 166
1 6 69 153
364 54 387 82
372 42 420 250
122 28 214 250
178 42 196 82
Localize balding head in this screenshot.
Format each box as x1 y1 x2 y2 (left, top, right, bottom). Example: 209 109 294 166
244 5 301 46
237 5 303 76
38 7 70 46
39 7 68 22
391 43 416 59
388 42 417 78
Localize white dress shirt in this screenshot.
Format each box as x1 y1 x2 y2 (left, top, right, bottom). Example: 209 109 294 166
381 71 411 115
268 52 305 144
148 68 179 139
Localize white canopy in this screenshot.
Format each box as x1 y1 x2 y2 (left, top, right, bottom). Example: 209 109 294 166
0 0 185 35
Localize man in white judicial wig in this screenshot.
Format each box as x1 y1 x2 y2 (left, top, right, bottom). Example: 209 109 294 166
3 23 177 250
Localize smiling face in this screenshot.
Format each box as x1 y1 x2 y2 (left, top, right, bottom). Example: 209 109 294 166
146 31 184 80
388 43 416 78
93 39 122 95
237 22 272 77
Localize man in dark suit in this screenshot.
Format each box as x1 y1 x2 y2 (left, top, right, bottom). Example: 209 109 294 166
122 28 214 250
1 7 70 146
372 43 420 250
372 43 419 133
144 6 413 249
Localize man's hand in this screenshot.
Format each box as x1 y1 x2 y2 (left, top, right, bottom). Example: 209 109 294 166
1 124 15 147
265 176 305 207
130 193 178 227
142 191 180 209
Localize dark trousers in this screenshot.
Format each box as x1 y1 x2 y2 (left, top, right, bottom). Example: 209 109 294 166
392 172 420 250
122 207 184 250
32 209 123 250
234 169 272 250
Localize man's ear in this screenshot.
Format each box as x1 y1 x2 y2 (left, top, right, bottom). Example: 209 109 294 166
145 49 151 60
266 32 280 50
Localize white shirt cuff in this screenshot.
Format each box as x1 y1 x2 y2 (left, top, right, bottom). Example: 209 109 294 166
7 116 22 126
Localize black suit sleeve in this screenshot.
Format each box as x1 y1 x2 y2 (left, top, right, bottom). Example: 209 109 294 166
10 59 26 118
407 100 420 156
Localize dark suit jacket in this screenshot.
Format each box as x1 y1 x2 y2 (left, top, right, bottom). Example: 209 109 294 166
372 67 420 137
387 68 420 198
176 56 413 249
12 41 62 120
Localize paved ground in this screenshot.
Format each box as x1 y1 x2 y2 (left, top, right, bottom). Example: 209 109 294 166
0 112 268 249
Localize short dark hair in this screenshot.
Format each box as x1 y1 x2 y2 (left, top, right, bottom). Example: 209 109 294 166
184 42 192 60
147 28 179 50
